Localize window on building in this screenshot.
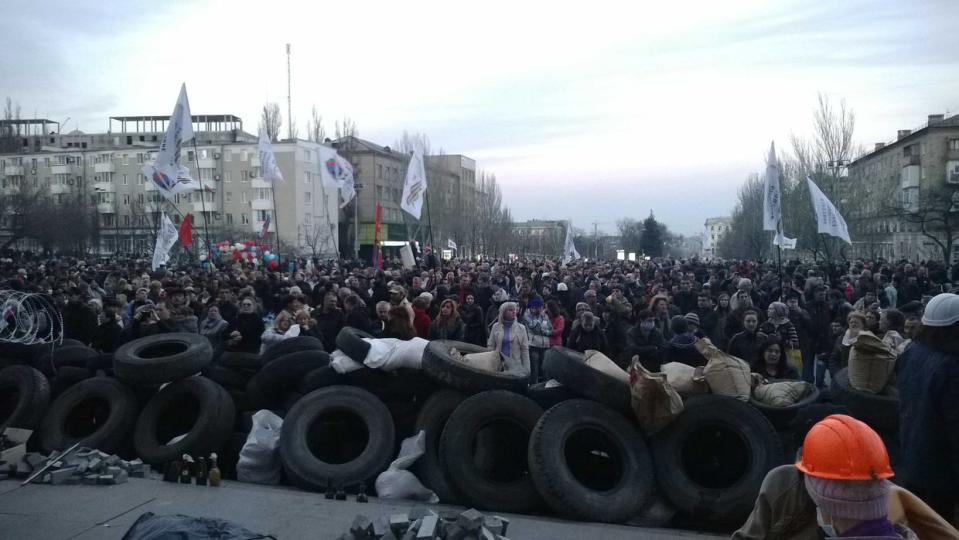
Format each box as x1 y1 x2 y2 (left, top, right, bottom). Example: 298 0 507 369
241 192 248 203
225 171 232 182
122 174 128 185
137 153 144 163
226 192 232 202
226 213 233 224
124 215 130 226
241 214 249 224
304 191 311 203
242 170 248 181
122 194 130 204
187 151 195 162
305 213 312 223
377 164 383 179
376 185 383 199
224 150 232 162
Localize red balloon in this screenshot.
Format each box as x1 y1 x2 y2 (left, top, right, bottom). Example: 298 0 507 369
267 259 279 269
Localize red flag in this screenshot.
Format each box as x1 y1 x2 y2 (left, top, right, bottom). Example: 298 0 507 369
372 203 382 268
178 213 193 247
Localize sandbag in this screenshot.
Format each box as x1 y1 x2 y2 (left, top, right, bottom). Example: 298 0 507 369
236 410 283 485
121 511 268 539
752 381 814 407
585 349 629 384
660 362 709 397
696 338 752 401
628 361 684 433
362 337 428 371
848 331 896 394
329 349 364 374
450 348 502 373
375 430 439 502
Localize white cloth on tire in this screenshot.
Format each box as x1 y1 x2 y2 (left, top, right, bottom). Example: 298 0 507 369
330 349 365 373
374 430 439 502
237 410 283 485
360 337 428 371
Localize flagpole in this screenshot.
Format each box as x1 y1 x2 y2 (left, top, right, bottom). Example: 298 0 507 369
424 188 435 252
270 183 280 261
190 140 213 266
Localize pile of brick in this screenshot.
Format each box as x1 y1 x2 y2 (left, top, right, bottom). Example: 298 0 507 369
0 448 147 485
340 507 511 540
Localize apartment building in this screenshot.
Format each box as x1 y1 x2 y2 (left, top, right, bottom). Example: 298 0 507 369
844 113 959 262
702 216 731 259
0 115 340 257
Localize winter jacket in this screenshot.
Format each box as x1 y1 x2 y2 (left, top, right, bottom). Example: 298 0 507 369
727 330 767 365
549 314 565 347
428 318 465 341
567 321 608 354
198 317 229 351
412 308 431 339
231 312 265 354
661 334 707 368
805 299 833 354
461 304 487 346
624 325 664 371
828 334 853 377
62 301 97 345
313 308 344 352
488 321 530 374
522 311 553 349
895 340 959 502
760 319 799 349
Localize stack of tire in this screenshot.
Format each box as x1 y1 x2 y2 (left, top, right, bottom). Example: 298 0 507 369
828 367 900 466
0 334 236 477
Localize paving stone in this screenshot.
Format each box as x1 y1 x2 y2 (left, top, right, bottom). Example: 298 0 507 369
97 474 114 485
350 514 372 539
114 469 128 484
87 457 102 471
25 453 46 468
482 517 503 536
389 514 410 535
416 515 438 539
408 507 434 521
458 509 484 532
372 516 389 538
49 467 77 485
381 531 398 540
479 527 497 540
492 516 509 535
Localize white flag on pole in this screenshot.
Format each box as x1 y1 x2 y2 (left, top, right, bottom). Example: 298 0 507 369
806 177 851 244
400 148 427 219
562 222 581 264
318 146 355 207
448 238 457 251
258 128 284 182
151 213 179 270
141 84 201 201
773 231 798 250
763 141 781 232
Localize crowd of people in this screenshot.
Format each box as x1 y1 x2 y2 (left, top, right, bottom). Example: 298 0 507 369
1 250 957 534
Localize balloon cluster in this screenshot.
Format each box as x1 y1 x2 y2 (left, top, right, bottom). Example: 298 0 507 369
262 250 279 269
212 239 272 265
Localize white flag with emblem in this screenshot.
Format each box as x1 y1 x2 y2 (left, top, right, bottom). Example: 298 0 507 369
773 231 798 250
562 222 581 264
141 84 201 201
806 177 851 244
763 141 781 232
151 213 180 270
448 238 457 250
400 148 427 219
318 146 355 207
258 128 284 182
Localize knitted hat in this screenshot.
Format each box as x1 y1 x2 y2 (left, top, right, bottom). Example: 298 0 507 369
804 475 889 521
684 312 700 327
529 297 544 308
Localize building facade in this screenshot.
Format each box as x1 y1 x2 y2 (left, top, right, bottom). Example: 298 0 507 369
510 219 567 257
702 216 731 259
0 115 340 257
844 113 959 262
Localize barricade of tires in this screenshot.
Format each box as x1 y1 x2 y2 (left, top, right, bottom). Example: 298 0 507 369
0 327 899 529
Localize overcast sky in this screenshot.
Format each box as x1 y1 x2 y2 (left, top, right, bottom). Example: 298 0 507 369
3 0 958 235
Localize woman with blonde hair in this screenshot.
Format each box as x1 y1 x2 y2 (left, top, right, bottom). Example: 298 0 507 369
429 299 465 341
487 301 530 376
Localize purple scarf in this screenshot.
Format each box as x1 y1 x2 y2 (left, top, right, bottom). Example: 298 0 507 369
501 320 513 357
840 518 898 538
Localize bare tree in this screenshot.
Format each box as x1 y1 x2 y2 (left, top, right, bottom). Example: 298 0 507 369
260 102 283 142
334 116 358 139
307 106 326 142
288 118 299 140
718 174 770 260
1 97 22 153
301 222 338 259
394 131 432 156
882 183 959 264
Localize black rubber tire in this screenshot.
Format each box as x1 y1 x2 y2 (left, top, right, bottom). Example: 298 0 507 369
298 365 345 394
749 383 821 430
422 340 529 395
260 335 325 365
114 333 213 386
202 365 252 391
86 353 115 373
279 385 395 491
542 347 631 414
527 382 575 409
529 399 655 523
411 389 467 503
218 351 263 370
651 394 783 525
36 346 99 376
0 365 51 431
440 390 544 513
39 378 139 454
335 327 373 362
247 350 332 409
133 376 235 464
830 368 899 434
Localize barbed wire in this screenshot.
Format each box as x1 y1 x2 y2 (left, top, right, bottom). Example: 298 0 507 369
0 291 63 346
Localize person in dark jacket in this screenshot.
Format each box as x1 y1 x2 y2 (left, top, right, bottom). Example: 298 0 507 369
61 287 97 345
460 294 487 346
313 292 344 352
660 315 706 368
567 311 608 353
92 304 122 353
828 311 865 377
624 308 665 371
343 294 371 333
752 336 800 380
429 299 465 341
895 293 959 524
120 302 177 343
411 296 432 339
727 309 767 366
294 309 324 342
227 298 265 354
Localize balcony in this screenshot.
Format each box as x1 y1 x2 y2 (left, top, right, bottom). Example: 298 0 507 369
52 164 73 175
94 162 115 173
251 199 274 210
252 219 275 234
192 202 216 214
950 171 959 185
93 182 116 193
251 178 272 189
197 158 216 169
50 184 71 194
251 157 261 167
902 154 920 166
97 203 115 214
3 165 23 175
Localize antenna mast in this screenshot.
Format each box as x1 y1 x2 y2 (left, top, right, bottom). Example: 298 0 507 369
286 43 292 140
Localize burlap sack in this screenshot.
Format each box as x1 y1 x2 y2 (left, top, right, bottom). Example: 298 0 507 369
660 362 709 397
628 361 684 433
695 338 752 401
450 347 502 373
848 331 896 394
752 381 814 407
586 349 630 384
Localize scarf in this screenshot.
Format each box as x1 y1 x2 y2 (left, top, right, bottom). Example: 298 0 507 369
501 319 513 357
842 328 860 347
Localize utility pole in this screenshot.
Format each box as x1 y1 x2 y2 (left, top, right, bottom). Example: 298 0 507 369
286 43 292 141
591 221 599 259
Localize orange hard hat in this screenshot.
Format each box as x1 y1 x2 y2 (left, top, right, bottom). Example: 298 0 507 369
795 414 894 481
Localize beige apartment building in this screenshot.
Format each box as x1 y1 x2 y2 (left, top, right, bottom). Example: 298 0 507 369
844 113 959 262
702 216 731 259
0 115 341 257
